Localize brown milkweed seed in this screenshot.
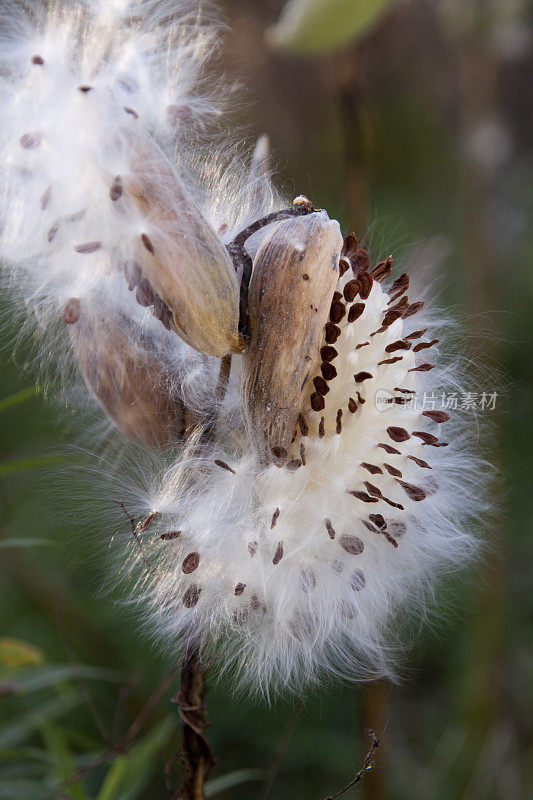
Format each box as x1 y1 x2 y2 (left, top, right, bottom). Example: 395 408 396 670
214 459 236 474
74 241 102 254
347 490 379 503
350 569 366 591
396 480 427 501
348 303 365 323
325 322 341 343
62 298 80 325
378 442 401 454
321 362 337 381
298 414 309 436
20 132 42 149
320 345 338 362
183 585 201 607
182 552 200 574
339 534 364 555
361 463 383 475
387 426 410 442
110 177 123 201
313 376 330 396
422 410 450 423
161 531 181 540
311 392 325 412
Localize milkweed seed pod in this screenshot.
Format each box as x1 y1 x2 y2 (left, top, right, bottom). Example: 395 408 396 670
242 211 343 464
0 0 487 694
66 301 204 448
123 232 485 691
120 138 243 357
0 0 248 443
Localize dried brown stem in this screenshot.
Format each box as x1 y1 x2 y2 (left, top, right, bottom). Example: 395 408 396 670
228 202 316 337
362 681 388 800
172 644 213 800
323 729 380 800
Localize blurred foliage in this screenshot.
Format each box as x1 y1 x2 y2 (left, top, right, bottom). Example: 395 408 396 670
1 0 532 798
267 0 396 55
0 639 44 670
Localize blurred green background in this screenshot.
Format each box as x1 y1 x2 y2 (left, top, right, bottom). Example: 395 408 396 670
1 1 532 798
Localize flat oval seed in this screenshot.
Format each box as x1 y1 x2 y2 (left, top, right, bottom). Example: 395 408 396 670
387 426 410 442
350 569 366 591
62 298 80 324
183 585 201 607
182 552 200 574
339 534 364 555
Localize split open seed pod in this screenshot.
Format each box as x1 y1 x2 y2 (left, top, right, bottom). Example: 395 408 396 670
66 300 200 448
119 139 243 357
242 211 343 464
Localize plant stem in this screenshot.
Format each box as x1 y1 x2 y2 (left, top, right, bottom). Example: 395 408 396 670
362 681 387 800
173 643 213 800
173 352 230 797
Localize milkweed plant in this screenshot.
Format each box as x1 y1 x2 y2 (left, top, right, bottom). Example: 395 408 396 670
0 0 488 788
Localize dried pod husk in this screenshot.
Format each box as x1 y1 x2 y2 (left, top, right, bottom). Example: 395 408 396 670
68 305 200 448
122 140 243 357
243 211 343 464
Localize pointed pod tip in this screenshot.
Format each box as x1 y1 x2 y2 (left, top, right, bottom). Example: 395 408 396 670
293 195 314 210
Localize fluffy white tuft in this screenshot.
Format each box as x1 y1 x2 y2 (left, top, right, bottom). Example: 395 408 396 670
0 0 273 414
0 1 488 695
112 251 488 695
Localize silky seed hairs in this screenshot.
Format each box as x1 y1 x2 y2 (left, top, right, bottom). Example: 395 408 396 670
0 0 488 694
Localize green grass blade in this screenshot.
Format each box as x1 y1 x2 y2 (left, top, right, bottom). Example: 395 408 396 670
0 538 54 549
205 768 266 795
41 724 88 800
0 664 122 695
0 454 69 477
0 779 55 799
96 716 176 800
0 387 37 415
0 691 80 748
0 747 51 766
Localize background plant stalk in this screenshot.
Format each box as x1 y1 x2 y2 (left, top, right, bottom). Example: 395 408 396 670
175 644 212 800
